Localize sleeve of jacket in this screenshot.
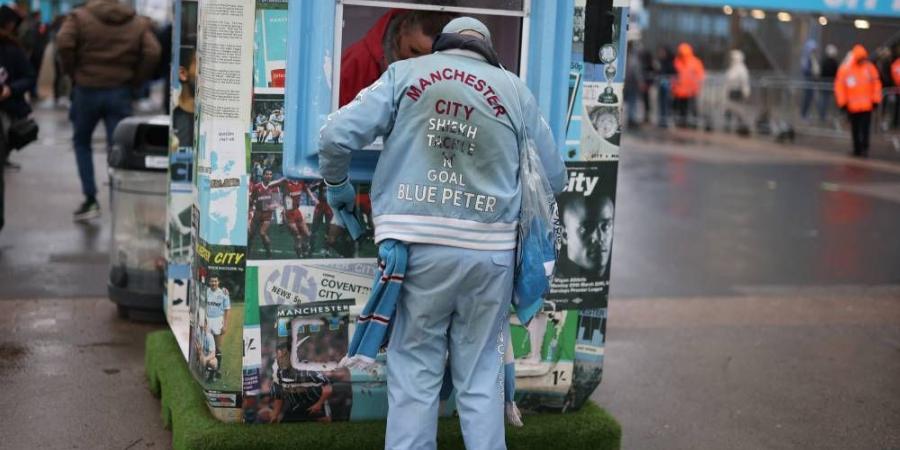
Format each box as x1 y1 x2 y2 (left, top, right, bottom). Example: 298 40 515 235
318 67 397 183
55 13 78 76
834 67 847 107
8 47 36 96
135 21 162 85
521 86 566 194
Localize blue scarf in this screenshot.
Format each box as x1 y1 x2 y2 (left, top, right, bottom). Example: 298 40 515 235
341 239 408 367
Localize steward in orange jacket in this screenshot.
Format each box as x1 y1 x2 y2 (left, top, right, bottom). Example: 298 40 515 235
834 45 882 113
835 45 882 157
673 43 705 99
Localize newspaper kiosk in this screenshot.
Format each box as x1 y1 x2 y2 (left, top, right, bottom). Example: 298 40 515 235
185 0 627 425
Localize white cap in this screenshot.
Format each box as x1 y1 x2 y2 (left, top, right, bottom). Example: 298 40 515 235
442 17 492 45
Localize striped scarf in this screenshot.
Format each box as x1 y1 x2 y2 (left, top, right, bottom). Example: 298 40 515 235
340 239 408 369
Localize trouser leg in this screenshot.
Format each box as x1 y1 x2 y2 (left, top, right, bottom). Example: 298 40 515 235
71 87 102 198
102 87 134 150
386 245 513 450
658 80 670 126
849 112 867 156
893 95 900 128
448 248 513 450
859 111 871 155
385 245 455 450
801 87 814 118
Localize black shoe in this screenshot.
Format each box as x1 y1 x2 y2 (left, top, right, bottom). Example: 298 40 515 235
73 198 100 221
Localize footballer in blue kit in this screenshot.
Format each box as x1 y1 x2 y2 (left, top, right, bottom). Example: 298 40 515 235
205 274 231 380
195 318 218 382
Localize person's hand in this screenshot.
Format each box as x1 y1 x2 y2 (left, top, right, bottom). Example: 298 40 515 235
0 85 11 101
307 403 323 414
326 178 356 213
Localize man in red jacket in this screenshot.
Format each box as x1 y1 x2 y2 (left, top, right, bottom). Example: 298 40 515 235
339 10 455 107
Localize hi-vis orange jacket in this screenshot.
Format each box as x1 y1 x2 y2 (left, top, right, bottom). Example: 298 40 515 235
672 43 705 99
835 45 882 113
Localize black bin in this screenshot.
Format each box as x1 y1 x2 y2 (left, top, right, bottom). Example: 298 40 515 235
107 116 170 321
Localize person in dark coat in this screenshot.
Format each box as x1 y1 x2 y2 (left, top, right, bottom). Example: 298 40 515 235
818 44 840 122
0 4 36 232
655 45 676 128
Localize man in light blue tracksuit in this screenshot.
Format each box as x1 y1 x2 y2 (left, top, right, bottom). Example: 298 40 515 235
319 18 566 450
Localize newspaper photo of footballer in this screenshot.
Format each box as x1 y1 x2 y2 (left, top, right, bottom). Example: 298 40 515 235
251 94 285 151
547 162 618 309
248 153 376 259
193 244 246 391
251 307 353 423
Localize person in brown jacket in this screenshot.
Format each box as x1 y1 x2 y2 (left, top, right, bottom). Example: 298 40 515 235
56 0 160 220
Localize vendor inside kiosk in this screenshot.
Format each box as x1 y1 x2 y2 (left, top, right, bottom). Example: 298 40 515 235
283 0 553 183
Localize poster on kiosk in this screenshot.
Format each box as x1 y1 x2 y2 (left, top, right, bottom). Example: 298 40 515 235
185 0 628 424
164 0 198 359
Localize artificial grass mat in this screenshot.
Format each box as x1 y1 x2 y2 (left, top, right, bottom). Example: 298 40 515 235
146 330 621 450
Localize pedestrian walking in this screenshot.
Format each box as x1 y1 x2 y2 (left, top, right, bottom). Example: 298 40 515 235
834 44 882 158
56 0 161 221
624 41 645 128
818 44 840 123
656 45 675 128
723 49 751 135
800 39 820 120
639 46 655 124
672 42 704 128
0 4 36 232
319 17 565 450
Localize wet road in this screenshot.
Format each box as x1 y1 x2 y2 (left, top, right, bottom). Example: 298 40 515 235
594 127 900 450
612 130 900 298
1 109 898 449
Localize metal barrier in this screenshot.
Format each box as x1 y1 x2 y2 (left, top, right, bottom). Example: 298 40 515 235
692 73 900 149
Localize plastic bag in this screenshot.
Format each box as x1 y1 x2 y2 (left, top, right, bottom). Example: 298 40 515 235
513 137 560 325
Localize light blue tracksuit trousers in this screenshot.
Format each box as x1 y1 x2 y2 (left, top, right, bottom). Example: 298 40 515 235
385 244 514 450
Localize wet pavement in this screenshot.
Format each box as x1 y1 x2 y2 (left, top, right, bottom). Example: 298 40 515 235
1 107 169 449
1 108 899 449
1 108 112 300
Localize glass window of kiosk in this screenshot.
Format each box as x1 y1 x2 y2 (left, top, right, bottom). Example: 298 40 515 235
333 0 530 112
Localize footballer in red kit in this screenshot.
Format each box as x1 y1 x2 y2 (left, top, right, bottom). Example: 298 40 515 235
249 169 281 257
266 178 318 257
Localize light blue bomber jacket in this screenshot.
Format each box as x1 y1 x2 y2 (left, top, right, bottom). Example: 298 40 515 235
319 49 566 251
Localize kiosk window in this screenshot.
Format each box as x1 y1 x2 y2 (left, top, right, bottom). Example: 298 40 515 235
335 1 527 110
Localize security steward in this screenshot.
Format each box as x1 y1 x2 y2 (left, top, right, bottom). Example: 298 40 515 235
835 44 883 157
